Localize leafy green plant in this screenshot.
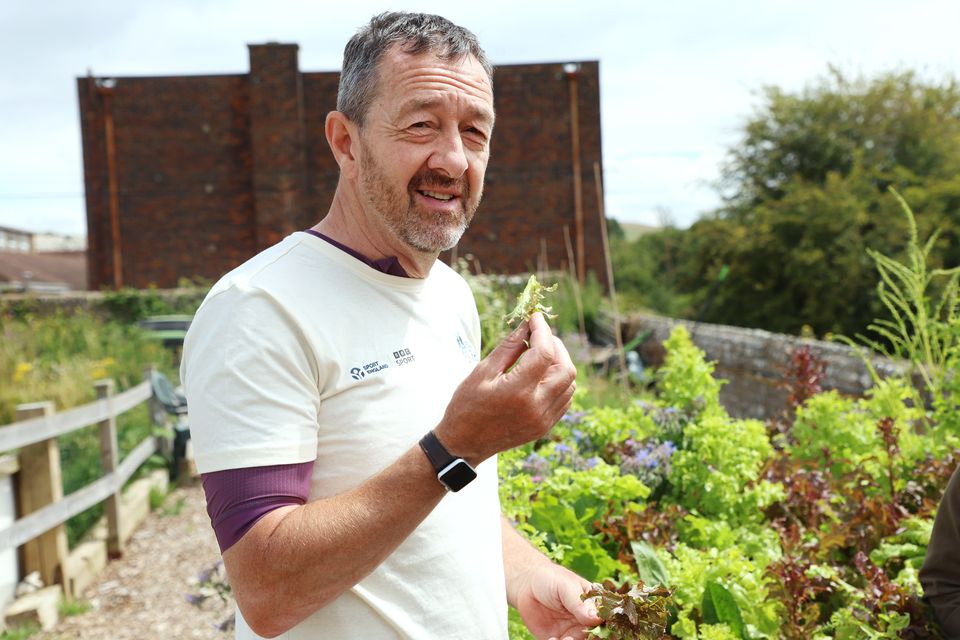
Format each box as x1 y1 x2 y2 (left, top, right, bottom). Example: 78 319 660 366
505 274 558 325
527 462 648 581
663 542 782 639
701 581 747 640
656 326 724 417
839 189 960 427
669 411 782 526
497 267 959 637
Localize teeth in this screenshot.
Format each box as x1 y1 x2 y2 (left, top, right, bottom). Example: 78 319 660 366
422 190 454 201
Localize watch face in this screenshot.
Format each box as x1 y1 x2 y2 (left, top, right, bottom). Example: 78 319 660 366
439 459 478 492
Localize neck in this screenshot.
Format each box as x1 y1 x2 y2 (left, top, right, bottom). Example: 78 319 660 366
312 182 437 279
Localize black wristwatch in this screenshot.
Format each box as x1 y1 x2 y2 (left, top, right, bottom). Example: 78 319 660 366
418 431 477 492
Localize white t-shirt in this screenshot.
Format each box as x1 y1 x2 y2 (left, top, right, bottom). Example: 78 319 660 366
181 232 507 639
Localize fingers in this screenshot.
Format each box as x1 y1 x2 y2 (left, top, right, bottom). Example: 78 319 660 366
482 319 532 374
560 580 602 627
441 313 578 458
512 314 574 385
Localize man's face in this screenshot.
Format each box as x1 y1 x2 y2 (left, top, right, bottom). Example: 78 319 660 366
354 47 495 254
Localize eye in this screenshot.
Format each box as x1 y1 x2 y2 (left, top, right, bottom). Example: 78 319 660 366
464 126 490 145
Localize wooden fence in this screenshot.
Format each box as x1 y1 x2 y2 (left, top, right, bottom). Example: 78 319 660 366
0 369 171 605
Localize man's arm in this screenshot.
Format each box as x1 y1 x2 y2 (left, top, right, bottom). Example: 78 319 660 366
223 444 445 637
223 313 576 637
501 517 601 640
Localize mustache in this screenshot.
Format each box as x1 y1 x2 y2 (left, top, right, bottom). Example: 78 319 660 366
409 170 468 196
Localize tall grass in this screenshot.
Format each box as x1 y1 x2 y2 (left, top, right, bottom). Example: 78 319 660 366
1 309 176 545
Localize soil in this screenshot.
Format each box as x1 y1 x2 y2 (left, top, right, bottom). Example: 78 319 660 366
32 481 236 640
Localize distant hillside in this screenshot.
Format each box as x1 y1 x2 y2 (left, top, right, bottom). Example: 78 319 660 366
618 222 662 242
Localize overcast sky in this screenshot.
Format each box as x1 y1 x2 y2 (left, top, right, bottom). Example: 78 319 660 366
1 0 958 237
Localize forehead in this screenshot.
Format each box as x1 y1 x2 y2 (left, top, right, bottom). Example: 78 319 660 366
374 46 494 121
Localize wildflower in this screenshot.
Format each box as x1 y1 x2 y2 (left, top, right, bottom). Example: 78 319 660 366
659 441 677 455
522 453 551 477
90 357 116 380
12 361 33 383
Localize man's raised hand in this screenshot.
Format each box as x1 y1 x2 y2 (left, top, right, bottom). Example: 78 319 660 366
435 312 577 464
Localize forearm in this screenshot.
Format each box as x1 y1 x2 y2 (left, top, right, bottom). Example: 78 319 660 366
224 444 445 637
501 516 553 607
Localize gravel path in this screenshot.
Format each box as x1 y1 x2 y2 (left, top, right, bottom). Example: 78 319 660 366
33 481 236 640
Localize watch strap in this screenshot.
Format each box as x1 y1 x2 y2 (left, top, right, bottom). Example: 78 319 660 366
418 430 457 473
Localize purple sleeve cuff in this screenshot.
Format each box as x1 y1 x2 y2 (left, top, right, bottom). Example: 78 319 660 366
201 461 314 553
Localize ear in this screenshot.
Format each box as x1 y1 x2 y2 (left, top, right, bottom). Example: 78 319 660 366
325 111 360 178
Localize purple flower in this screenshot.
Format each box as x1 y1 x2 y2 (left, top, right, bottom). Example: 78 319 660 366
619 438 675 485
522 453 551 477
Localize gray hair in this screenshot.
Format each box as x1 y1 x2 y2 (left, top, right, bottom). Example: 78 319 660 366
337 12 493 126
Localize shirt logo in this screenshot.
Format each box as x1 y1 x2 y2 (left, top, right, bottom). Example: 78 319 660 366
457 335 479 363
348 346 415 382
393 347 416 366
350 360 388 380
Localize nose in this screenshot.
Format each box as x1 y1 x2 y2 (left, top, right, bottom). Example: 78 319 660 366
427 128 468 179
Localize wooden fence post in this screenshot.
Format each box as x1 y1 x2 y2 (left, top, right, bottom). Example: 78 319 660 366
15 401 71 598
95 379 122 558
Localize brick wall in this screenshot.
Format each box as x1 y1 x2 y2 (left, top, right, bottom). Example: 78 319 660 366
79 45 606 290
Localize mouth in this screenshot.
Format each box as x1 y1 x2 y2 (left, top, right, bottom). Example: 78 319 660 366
418 189 458 202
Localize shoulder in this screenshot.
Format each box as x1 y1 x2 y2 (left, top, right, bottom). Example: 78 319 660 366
428 260 475 301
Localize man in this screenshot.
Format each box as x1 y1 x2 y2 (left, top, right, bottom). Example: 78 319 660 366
920 466 960 636
181 12 602 640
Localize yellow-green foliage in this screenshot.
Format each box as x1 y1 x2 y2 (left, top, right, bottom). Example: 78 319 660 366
657 326 724 416
790 377 928 493
1 310 173 424
565 405 657 453
663 543 782 639
1 309 175 545
670 413 783 525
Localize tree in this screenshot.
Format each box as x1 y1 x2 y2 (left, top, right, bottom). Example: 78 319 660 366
648 68 960 337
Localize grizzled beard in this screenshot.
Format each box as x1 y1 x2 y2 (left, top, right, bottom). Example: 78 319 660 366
358 144 480 253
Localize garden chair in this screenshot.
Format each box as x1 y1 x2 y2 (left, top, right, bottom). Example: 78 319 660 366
148 369 190 481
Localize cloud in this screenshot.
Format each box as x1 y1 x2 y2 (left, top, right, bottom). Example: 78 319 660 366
1 0 958 236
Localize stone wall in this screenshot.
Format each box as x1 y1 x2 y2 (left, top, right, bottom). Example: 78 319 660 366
623 313 907 420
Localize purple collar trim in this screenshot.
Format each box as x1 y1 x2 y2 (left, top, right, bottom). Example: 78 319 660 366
304 229 409 278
